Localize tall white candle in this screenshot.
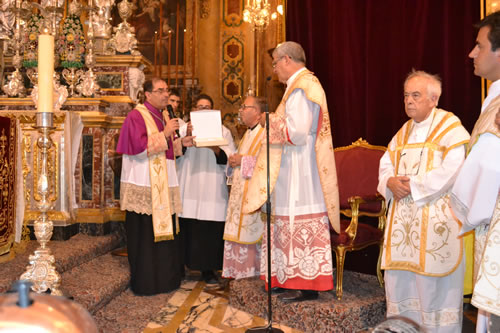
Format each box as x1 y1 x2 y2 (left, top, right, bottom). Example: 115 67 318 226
37 33 54 113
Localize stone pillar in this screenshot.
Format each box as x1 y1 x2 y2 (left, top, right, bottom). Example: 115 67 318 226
197 0 221 107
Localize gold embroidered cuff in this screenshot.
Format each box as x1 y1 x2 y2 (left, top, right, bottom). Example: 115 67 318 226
173 138 183 156
147 132 168 156
268 113 287 144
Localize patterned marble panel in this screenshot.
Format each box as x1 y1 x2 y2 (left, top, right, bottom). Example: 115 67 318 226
103 129 121 208
78 127 103 208
81 134 94 201
105 102 134 117
79 221 125 236
62 104 105 112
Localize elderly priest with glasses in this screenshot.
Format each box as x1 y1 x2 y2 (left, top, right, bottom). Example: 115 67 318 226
377 70 470 332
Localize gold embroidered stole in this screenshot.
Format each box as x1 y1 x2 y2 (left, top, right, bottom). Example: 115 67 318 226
382 109 470 276
135 104 174 242
468 95 500 315
242 69 340 233
224 126 265 244
471 195 500 316
468 95 500 154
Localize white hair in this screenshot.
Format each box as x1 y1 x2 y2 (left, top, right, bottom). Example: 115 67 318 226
404 69 442 103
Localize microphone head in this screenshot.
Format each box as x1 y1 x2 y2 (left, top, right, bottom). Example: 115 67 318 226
166 104 175 118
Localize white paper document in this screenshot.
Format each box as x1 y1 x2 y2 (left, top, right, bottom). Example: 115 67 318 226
190 110 228 147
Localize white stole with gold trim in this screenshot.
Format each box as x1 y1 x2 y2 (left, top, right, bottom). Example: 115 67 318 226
135 104 174 242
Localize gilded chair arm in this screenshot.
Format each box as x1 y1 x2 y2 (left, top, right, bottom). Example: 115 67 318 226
344 194 386 241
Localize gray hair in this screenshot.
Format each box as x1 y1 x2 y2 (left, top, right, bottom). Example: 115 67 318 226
404 69 442 102
273 41 306 65
254 96 268 113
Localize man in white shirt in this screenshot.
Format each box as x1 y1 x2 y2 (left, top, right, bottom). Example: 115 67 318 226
378 70 470 332
177 94 236 285
450 12 500 332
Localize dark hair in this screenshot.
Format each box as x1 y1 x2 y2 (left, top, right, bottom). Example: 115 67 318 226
195 93 214 109
169 88 181 98
476 11 500 51
143 77 163 93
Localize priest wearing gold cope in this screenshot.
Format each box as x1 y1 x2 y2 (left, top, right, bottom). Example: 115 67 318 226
378 70 470 332
242 41 340 303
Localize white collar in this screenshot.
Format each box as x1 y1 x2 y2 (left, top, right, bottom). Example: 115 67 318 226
413 108 436 128
285 67 307 90
482 79 500 112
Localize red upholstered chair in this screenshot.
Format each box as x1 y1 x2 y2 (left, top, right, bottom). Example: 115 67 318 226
331 138 386 300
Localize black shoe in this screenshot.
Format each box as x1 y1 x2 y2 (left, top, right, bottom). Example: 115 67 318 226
271 287 288 294
204 277 219 285
281 290 318 303
262 286 288 294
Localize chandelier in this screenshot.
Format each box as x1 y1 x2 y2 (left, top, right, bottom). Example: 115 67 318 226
242 0 283 31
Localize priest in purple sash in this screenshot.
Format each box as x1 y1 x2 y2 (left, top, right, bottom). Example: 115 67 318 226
117 77 193 295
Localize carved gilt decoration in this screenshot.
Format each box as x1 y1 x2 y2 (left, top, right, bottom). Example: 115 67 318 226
199 0 210 19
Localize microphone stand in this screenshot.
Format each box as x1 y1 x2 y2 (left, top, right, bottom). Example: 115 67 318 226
246 107 284 333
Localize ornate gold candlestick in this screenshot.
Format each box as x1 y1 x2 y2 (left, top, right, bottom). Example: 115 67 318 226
2 1 26 97
76 2 100 97
20 31 61 296
20 112 61 295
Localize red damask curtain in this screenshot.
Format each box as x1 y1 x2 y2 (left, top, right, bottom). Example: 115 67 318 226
0 116 17 258
286 0 481 147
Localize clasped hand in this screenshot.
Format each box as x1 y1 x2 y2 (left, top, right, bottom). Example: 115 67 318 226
228 154 242 168
387 176 411 201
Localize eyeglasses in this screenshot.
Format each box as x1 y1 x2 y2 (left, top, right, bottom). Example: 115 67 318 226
239 104 256 110
196 105 211 110
397 149 423 176
151 88 169 94
272 56 285 68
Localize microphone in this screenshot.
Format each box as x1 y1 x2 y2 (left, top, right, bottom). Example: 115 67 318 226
166 104 180 138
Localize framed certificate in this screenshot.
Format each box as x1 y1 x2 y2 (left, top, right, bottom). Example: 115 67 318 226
190 110 228 147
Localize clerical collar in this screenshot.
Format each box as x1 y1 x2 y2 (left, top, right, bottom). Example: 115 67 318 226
144 101 161 114
482 79 500 113
413 108 435 128
144 101 164 125
250 123 260 131
286 67 307 88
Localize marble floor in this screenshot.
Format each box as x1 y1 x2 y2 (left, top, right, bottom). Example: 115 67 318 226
143 280 302 333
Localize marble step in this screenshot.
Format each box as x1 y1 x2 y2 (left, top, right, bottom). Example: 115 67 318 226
0 233 124 293
61 252 130 314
